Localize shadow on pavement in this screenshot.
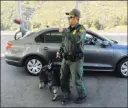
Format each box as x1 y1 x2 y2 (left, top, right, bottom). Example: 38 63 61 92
84 71 118 78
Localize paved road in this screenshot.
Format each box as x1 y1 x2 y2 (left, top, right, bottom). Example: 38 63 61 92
1 57 127 107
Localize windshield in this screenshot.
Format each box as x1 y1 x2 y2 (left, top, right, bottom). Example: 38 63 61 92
102 36 118 43
20 31 37 39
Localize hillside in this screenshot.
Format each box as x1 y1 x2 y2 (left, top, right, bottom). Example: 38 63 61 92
1 1 127 32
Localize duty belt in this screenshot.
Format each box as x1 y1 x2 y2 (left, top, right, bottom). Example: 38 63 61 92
63 52 83 62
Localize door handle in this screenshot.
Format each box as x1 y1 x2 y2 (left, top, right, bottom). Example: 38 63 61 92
43 47 48 50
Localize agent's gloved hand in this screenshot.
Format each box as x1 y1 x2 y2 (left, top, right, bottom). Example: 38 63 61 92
56 51 61 58
59 26 63 33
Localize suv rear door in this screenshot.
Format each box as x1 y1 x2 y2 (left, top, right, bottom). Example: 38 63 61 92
35 30 62 62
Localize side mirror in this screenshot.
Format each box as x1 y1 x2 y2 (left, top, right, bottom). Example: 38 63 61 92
101 40 110 47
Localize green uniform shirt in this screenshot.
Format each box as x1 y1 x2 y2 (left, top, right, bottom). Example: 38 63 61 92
59 23 86 54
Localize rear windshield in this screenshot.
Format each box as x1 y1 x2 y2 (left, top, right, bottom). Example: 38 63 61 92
20 31 36 39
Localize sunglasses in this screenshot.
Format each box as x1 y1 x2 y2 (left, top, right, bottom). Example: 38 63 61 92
68 16 75 19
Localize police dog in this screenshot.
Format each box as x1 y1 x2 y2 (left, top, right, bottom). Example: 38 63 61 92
38 61 60 101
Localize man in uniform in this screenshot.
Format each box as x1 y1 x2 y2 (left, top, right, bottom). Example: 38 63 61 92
56 9 87 105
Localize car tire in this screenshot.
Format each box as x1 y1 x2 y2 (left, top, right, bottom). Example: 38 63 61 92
25 56 44 76
117 58 128 78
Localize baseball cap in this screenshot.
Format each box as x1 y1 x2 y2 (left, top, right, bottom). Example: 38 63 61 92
65 9 81 18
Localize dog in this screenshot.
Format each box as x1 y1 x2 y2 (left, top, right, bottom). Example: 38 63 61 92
38 61 60 101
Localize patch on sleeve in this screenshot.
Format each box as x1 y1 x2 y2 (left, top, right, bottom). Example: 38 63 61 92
80 28 85 32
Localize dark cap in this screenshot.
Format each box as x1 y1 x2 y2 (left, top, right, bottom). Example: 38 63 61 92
66 9 81 18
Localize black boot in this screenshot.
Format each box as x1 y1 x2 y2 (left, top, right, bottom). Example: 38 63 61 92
61 92 71 105
75 96 87 104
61 97 70 105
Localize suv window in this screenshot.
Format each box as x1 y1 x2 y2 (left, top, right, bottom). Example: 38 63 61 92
35 30 63 43
44 30 62 43
85 33 102 46
35 33 45 43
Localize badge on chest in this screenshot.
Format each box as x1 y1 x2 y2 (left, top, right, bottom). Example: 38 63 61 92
72 30 77 35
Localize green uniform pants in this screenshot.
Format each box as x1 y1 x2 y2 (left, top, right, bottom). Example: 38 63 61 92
60 58 87 98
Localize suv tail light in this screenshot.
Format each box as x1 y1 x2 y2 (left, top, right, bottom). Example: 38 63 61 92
6 43 12 49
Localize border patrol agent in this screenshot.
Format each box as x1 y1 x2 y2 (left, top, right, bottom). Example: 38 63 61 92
57 9 87 105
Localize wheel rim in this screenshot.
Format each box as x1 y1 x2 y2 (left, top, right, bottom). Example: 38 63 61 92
27 59 42 74
121 61 128 76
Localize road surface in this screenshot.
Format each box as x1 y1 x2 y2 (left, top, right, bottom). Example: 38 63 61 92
1 57 127 107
